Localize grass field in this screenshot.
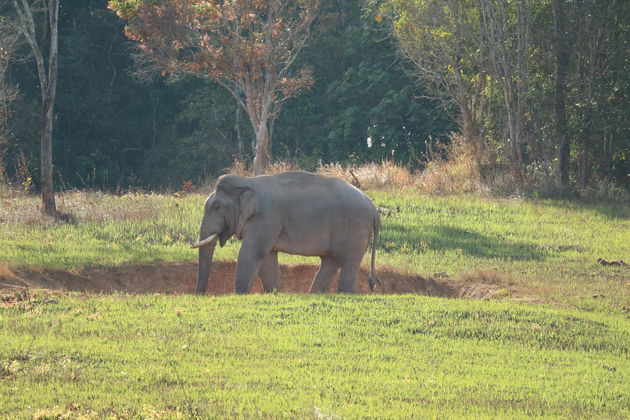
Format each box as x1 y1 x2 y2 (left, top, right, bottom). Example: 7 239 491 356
1 188 629 417
1 292 629 418
1 189 628 308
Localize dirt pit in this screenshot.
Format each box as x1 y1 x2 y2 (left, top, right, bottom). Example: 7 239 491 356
0 262 501 299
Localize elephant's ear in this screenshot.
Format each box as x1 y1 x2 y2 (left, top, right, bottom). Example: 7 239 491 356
235 188 260 239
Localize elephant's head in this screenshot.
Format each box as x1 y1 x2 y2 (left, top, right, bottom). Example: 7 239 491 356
191 175 260 294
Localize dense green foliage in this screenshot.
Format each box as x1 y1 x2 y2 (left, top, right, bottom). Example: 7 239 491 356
1 292 628 418
387 0 630 188
2 0 450 190
2 0 627 192
2 190 628 309
275 5 453 167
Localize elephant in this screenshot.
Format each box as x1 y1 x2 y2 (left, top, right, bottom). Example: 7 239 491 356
191 171 380 294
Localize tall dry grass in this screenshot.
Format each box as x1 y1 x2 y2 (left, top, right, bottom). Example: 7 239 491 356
226 153 495 195
416 138 489 196
317 161 415 190
226 159 417 190
0 190 162 227
224 134 498 194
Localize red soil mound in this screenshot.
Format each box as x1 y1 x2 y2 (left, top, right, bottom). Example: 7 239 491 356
0 262 500 299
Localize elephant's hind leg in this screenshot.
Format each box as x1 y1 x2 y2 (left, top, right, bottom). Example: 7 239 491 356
309 256 340 293
338 259 361 293
259 252 281 292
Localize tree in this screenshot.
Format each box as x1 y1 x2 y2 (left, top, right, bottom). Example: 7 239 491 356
109 0 321 175
567 0 629 186
551 0 569 185
0 16 21 185
0 16 20 144
10 0 59 214
479 0 531 178
389 1 540 184
53 0 181 190
278 1 452 167
387 1 488 157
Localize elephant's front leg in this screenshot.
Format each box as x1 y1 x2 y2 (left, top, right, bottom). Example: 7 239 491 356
259 251 281 292
234 227 278 294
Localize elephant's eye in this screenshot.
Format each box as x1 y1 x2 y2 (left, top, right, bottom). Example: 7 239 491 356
213 204 221 211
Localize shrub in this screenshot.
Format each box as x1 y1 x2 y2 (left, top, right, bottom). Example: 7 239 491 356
317 161 415 190
577 177 630 203
215 144 629 202
416 135 489 195
225 158 415 190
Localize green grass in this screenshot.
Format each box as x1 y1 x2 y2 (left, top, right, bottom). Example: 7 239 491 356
369 190 630 310
1 189 629 417
1 292 628 418
0 192 208 268
1 189 628 308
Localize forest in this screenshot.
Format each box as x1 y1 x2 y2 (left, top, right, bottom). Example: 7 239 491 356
0 0 628 198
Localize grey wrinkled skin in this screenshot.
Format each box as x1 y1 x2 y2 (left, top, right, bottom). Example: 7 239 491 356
195 171 380 295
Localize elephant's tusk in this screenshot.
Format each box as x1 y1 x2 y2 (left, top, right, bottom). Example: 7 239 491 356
190 233 218 249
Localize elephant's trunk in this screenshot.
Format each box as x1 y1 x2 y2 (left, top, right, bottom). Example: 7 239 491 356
196 237 217 295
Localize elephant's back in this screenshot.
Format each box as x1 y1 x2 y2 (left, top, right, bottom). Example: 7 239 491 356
271 171 339 189
272 171 373 208
266 172 376 242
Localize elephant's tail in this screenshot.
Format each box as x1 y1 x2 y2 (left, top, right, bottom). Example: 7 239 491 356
369 212 380 291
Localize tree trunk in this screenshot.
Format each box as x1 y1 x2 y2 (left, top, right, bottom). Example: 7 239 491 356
41 94 56 214
12 0 59 215
599 129 612 179
506 100 525 182
40 0 59 216
516 0 528 166
252 121 270 175
479 0 527 182
552 0 570 185
235 103 244 158
577 129 591 186
507 110 520 165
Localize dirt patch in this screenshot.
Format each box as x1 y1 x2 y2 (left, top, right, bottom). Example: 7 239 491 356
0 262 501 299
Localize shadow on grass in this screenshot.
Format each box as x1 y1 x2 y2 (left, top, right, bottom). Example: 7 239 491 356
382 224 548 261
538 198 630 220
